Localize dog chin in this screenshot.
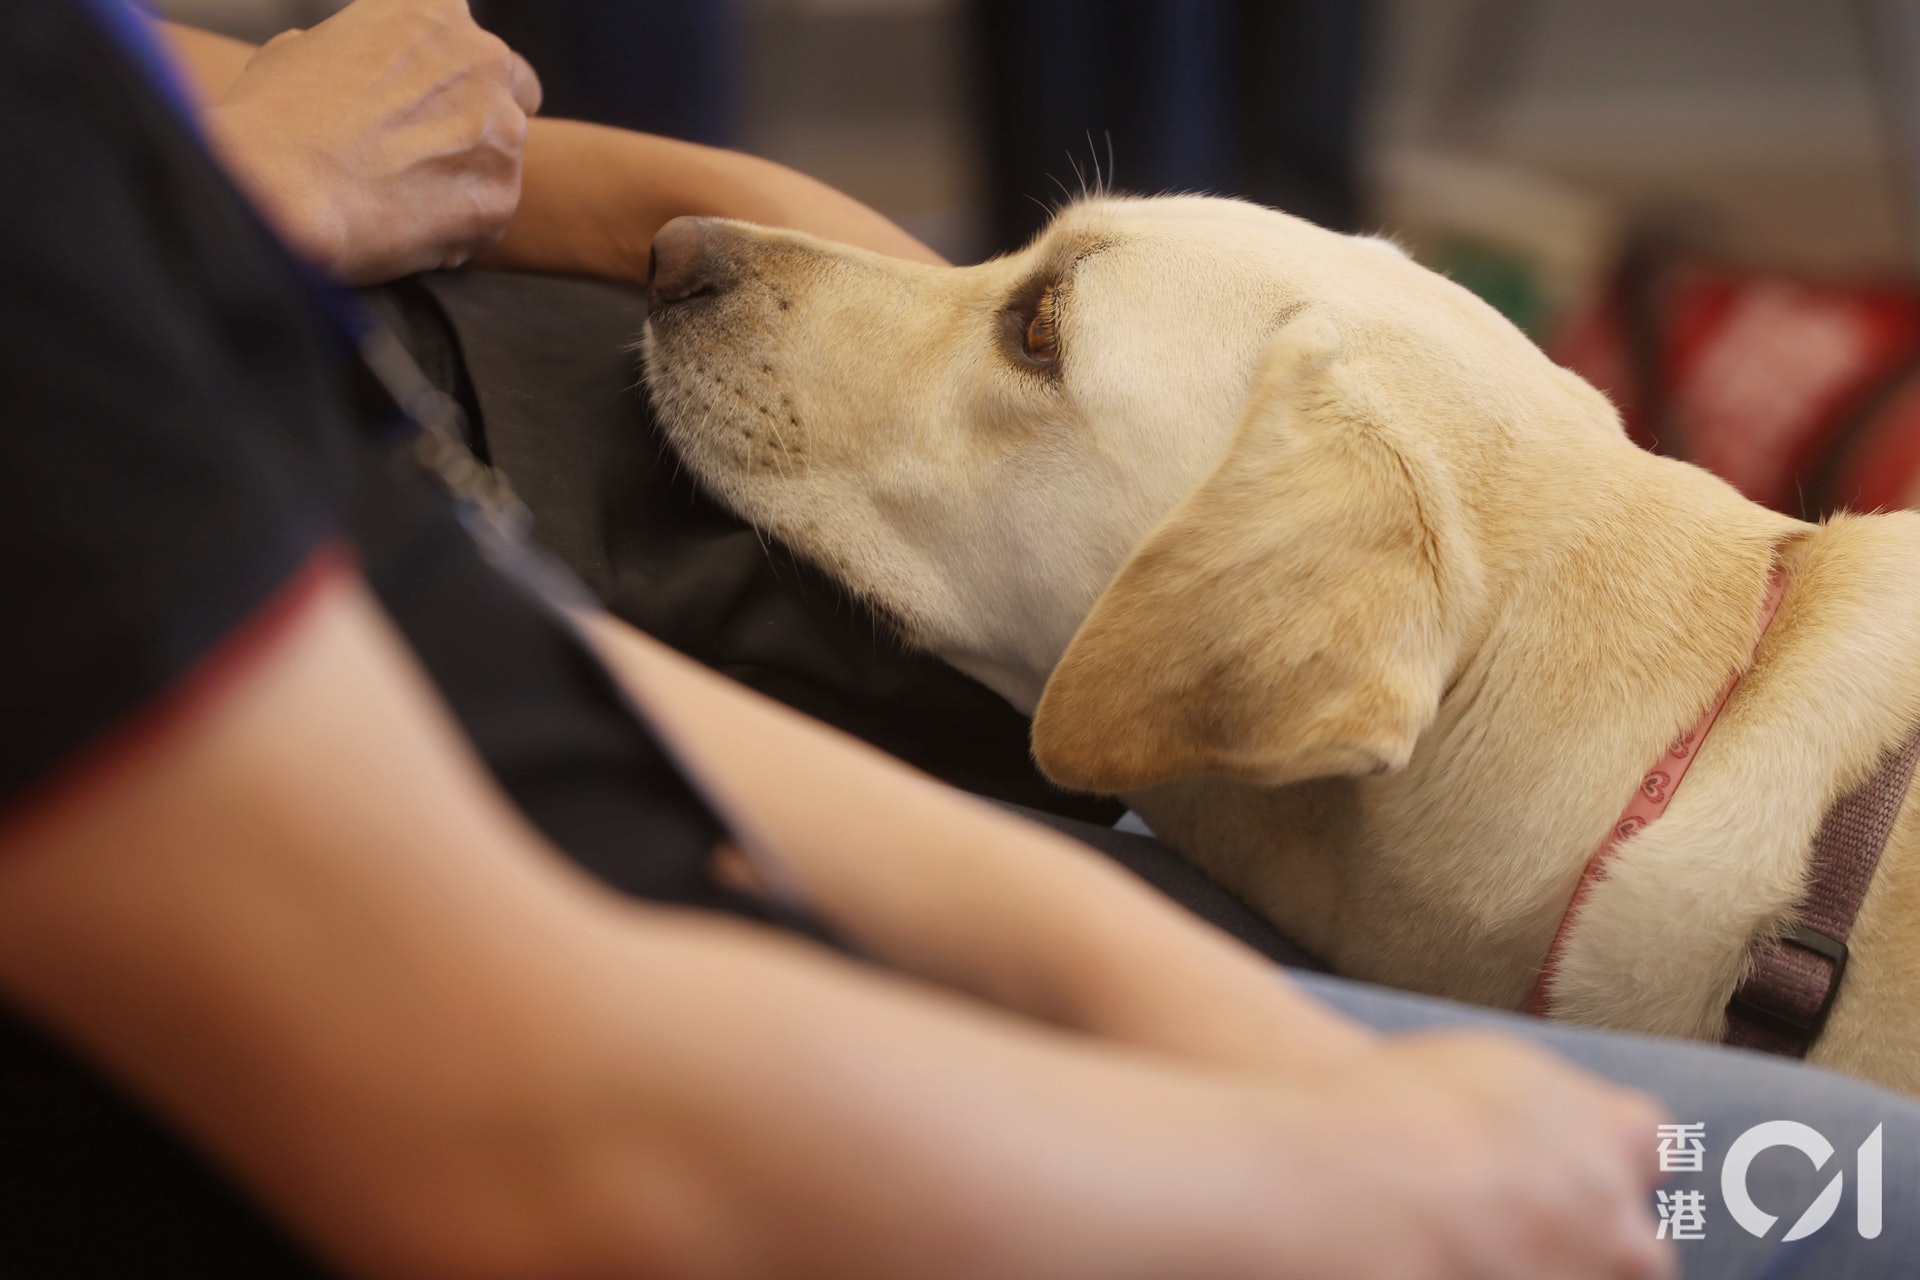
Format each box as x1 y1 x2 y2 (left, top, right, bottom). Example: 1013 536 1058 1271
644 332 812 487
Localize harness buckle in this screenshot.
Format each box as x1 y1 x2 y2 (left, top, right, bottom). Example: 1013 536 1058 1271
1725 923 1849 1044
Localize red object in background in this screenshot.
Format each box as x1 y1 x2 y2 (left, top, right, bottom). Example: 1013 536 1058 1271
1554 256 1920 517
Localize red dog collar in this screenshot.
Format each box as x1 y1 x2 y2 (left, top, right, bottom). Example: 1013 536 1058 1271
1526 567 1790 1019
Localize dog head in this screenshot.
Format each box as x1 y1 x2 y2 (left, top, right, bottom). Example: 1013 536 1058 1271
643 196 1613 793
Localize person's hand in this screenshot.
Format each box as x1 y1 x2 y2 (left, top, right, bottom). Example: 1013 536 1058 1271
203 0 542 284
1265 1030 1675 1280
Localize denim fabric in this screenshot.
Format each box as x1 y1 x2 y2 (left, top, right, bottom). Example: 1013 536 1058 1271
1298 971 1920 1280
1016 801 1920 1278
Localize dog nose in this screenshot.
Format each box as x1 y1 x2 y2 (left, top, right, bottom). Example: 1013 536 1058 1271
649 216 725 310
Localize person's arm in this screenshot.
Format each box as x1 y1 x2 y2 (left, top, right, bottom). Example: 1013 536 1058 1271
160 14 941 284
159 18 253 99
482 116 945 279
577 609 1374 1078
0 574 1294 1279
0 576 1672 1280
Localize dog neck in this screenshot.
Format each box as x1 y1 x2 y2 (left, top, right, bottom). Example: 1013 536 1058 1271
1526 561 1791 1018
1130 435 1816 1008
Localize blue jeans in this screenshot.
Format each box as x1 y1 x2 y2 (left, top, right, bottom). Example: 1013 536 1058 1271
1293 970 1920 1279
1020 805 1920 1278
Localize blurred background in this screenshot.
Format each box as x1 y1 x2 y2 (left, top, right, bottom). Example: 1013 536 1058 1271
154 0 1920 515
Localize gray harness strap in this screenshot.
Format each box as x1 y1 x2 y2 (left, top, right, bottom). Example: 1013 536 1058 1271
1723 726 1920 1056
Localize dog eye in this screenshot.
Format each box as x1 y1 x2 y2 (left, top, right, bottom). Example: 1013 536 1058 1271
1023 287 1061 364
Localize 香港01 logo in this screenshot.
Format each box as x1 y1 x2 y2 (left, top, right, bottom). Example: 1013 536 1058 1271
1655 1121 1883 1241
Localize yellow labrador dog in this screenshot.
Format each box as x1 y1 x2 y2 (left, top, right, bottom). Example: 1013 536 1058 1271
641 197 1920 1094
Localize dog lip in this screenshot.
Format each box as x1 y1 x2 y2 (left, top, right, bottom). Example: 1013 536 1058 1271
641 297 702 341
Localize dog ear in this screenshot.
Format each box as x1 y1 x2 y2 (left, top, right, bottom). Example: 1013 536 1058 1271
1032 317 1461 793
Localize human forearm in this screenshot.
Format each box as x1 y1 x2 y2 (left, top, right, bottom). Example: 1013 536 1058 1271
478 117 945 281
0 580 627 1273
0 580 1669 1279
158 21 254 104
548 908 1333 1280
577 610 1373 1078
0 581 1308 1278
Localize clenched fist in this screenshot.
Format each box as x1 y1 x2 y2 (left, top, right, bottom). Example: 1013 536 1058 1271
205 0 542 283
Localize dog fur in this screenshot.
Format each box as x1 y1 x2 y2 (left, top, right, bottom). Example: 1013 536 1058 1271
642 196 1920 1094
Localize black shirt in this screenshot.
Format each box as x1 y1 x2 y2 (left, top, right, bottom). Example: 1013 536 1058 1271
0 4 771 1270
0 0 346 809
0 0 753 910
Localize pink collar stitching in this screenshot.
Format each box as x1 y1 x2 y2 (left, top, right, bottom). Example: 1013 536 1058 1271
1526 566 1789 1018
